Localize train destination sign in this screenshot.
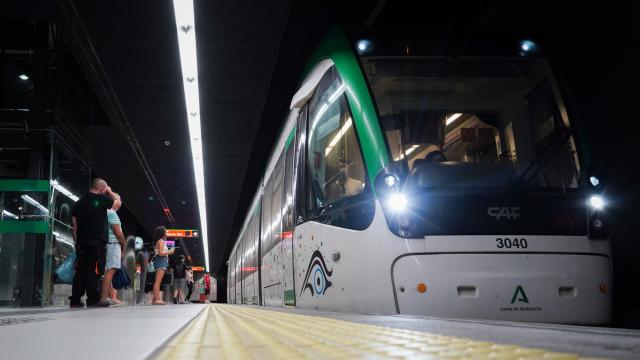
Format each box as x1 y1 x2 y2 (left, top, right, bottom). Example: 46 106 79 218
191 266 205 272
166 229 199 238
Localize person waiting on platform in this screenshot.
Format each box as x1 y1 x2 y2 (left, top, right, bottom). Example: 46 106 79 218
185 267 194 303
151 226 174 305
172 255 189 304
101 199 126 306
199 272 211 303
69 178 121 308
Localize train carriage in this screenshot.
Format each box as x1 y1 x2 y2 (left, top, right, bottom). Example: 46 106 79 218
227 28 611 324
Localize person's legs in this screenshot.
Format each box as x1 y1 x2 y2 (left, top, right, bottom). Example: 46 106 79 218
70 247 87 306
101 268 116 301
84 246 102 306
173 286 179 304
153 269 165 304
102 243 121 303
186 282 193 302
109 287 120 303
179 288 186 303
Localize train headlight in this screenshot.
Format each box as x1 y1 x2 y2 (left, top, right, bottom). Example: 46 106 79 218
356 39 373 55
518 39 538 56
589 195 604 210
589 176 600 187
384 174 398 188
388 193 408 212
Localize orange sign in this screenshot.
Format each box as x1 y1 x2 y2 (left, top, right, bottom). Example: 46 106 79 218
166 229 199 238
191 266 205 272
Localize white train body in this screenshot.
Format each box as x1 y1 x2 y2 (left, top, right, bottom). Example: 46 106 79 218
227 29 612 324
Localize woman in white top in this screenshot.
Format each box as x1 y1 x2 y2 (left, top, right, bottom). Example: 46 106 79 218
151 226 174 305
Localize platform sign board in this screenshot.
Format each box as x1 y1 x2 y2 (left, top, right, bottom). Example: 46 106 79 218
166 229 199 238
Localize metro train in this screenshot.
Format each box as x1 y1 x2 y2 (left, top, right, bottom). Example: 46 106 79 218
227 28 611 324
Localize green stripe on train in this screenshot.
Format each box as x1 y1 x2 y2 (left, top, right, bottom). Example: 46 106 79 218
302 27 389 195
284 127 296 151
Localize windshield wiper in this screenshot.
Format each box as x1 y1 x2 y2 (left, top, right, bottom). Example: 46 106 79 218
511 127 572 193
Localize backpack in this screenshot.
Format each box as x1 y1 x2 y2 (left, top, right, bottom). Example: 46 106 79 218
112 262 131 290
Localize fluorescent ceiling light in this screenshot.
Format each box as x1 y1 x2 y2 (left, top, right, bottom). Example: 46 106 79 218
52 231 74 246
445 113 463 125
19 74 29 80
405 144 419 156
324 117 353 156
50 180 79 202
21 194 49 214
2 210 18 219
394 145 420 161
173 0 209 272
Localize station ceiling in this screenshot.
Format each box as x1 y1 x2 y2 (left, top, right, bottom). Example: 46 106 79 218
65 0 378 272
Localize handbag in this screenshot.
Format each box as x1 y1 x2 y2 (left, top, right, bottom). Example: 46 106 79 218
55 251 76 284
112 261 131 290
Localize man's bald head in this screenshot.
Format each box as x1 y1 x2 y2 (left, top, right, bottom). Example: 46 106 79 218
91 178 107 191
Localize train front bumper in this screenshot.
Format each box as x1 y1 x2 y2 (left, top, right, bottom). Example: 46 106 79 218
392 253 612 324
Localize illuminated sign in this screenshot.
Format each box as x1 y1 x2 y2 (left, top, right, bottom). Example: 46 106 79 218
191 266 205 272
166 229 199 238
165 240 179 249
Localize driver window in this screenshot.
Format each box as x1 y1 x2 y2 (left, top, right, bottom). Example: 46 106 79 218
306 67 366 211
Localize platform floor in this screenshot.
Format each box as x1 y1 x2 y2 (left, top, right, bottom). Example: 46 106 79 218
0 304 205 360
1 304 639 359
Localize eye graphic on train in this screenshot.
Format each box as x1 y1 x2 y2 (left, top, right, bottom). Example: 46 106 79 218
301 250 333 297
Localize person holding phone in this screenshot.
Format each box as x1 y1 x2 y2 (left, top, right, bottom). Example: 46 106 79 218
69 178 121 308
151 226 174 305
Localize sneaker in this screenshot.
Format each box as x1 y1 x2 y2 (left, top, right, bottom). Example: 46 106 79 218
70 302 85 309
103 298 119 306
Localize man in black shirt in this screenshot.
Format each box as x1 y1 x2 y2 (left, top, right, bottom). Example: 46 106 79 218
69 178 122 308
172 255 188 304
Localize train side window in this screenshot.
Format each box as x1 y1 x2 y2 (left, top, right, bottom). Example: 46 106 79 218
294 105 312 222
306 67 367 214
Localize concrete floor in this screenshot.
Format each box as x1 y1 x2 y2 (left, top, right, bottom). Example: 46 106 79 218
1 304 639 359
0 304 206 360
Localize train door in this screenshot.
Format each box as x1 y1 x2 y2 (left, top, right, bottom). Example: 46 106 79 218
228 250 237 304
227 251 234 304
292 105 310 303
261 153 285 306
234 241 242 303
282 125 297 305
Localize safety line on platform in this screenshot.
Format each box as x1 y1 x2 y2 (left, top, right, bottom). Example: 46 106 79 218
154 304 606 359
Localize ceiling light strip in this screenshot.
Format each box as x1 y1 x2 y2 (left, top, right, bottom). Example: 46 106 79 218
172 0 209 271
21 194 49 214
50 180 80 202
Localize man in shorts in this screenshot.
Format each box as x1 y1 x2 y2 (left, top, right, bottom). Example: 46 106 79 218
172 255 188 304
101 200 125 305
70 178 121 308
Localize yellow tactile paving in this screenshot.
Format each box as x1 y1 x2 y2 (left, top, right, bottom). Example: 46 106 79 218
154 304 605 360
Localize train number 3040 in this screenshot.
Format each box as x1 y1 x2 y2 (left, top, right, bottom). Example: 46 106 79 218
495 237 528 249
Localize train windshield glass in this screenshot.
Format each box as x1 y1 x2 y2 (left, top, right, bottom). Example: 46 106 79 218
360 56 581 192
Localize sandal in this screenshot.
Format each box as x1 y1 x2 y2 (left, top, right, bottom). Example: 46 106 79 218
152 300 167 305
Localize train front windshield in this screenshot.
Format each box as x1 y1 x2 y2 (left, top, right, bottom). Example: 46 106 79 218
360 56 581 193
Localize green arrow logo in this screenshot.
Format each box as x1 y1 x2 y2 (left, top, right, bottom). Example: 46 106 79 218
511 285 529 304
